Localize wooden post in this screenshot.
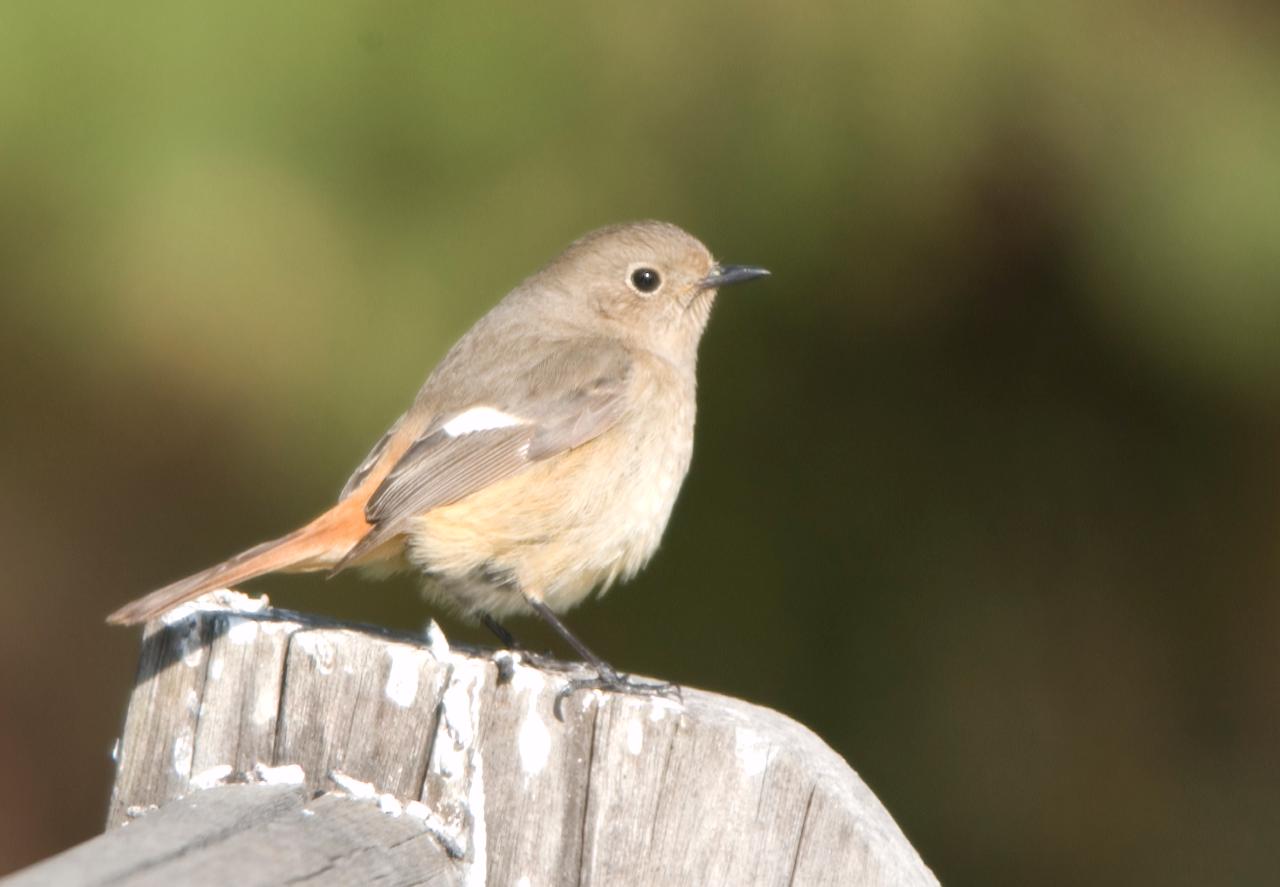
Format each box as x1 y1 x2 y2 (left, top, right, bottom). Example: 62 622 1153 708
7 592 938 887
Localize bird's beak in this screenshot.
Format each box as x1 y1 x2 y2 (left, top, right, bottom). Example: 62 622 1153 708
696 264 771 290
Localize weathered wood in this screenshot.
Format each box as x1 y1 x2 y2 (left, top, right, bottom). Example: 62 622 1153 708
5 784 456 887
43 592 937 886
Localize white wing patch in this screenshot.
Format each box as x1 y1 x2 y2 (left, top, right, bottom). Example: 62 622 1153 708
442 406 524 437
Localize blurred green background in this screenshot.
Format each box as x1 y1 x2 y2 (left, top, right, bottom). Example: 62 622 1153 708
3 2 1279 884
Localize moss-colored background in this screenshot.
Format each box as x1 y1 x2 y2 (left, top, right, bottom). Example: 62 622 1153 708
3 3 1279 884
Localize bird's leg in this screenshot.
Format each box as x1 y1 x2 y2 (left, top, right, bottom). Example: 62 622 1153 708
479 612 519 649
524 597 617 678
480 611 541 684
523 596 681 720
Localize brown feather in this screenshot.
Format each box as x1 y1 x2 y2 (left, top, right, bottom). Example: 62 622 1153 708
105 499 369 626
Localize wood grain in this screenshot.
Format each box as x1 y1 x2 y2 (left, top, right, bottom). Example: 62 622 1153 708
8 784 456 887
21 593 937 886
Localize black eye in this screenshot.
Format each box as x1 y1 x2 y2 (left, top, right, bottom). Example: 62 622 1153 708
630 267 661 293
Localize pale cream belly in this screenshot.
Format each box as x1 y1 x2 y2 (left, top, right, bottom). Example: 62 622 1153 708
404 406 694 620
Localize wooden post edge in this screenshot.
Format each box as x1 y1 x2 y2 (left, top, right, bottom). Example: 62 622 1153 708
9 591 938 887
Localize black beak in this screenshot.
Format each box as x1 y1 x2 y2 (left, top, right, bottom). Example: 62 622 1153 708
697 264 771 290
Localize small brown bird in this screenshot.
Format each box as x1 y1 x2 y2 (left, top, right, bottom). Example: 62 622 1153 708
108 221 768 698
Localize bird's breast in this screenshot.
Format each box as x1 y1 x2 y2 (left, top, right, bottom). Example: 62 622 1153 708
587 360 697 581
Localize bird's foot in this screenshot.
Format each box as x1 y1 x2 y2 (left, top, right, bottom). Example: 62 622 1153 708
553 667 682 721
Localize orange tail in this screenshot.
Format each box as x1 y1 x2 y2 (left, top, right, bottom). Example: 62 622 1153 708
106 502 368 626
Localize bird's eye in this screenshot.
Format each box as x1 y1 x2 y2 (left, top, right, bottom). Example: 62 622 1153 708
629 267 661 294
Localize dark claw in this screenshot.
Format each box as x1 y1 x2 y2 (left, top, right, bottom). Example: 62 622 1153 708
518 595 681 719
552 671 682 721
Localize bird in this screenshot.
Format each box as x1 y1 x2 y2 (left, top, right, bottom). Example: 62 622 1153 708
107 220 769 702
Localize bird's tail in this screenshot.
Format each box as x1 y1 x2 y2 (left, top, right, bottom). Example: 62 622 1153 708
106 501 368 626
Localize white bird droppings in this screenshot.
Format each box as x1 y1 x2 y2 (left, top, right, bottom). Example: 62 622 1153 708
648 696 682 721
254 762 306 785
627 718 644 755
251 682 279 726
331 770 377 799
171 730 193 779
293 632 335 675
162 589 270 626
466 753 487 887
215 588 270 613
578 687 606 714
513 666 550 777
328 771 410 821
438 665 483 775
190 764 232 789
227 616 260 645
518 704 551 777
430 657 488 881
385 645 426 708
405 801 467 860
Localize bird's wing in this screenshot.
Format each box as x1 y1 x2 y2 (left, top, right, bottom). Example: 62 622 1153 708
337 339 633 565
338 413 405 502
